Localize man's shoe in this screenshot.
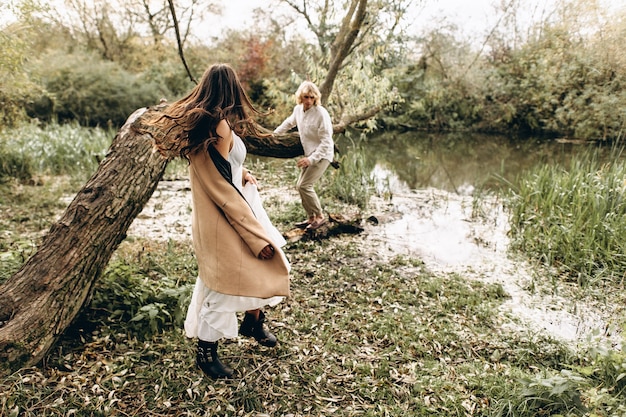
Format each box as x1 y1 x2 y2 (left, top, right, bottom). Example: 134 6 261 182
295 220 311 229
306 218 327 230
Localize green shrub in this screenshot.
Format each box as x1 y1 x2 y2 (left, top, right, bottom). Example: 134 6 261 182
29 52 171 127
86 241 196 339
321 147 375 210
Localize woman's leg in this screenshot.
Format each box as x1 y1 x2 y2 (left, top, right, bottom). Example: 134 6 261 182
196 339 233 379
240 309 277 347
194 298 239 379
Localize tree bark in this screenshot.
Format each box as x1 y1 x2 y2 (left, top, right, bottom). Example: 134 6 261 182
0 107 171 374
0 106 316 375
284 212 365 242
244 130 304 158
319 0 368 105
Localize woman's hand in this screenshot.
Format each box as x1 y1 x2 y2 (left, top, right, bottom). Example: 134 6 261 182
244 171 258 185
258 244 275 260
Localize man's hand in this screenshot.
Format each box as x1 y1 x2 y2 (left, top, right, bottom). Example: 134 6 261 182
296 157 311 168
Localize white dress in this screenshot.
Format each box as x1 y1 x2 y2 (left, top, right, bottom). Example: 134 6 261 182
184 132 289 342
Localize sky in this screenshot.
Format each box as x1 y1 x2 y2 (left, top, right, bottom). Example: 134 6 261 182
203 0 512 38
3 0 624 42
201 0 625 41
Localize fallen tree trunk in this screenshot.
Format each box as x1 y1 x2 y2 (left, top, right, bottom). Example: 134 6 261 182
0 106 309 375
0 107 171 374
284 213 366 242
0 101 365 375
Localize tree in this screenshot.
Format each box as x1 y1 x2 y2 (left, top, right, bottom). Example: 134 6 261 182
280 0 411 127
0 3 45 126
0 0 413 374
46 0 218 65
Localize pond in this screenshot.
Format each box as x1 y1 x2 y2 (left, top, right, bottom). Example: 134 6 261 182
335 130 622 348
341 130 603 195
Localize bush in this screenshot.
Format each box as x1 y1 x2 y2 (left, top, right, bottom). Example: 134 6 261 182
28 52 173 128
86 241 197 339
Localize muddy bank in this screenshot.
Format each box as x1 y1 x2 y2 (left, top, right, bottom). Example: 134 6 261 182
127 179 622 350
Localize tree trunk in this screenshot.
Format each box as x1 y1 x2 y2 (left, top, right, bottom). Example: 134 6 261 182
0 106 314 375
244 130 304 158
319 0 368 105
0 107 170 374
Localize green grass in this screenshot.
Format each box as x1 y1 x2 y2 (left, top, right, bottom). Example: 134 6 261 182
504 146 626 287
0 122 114 182
4 231 621 416
3 125 626 415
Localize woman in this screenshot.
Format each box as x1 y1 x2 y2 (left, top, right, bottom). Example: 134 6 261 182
274 81 334 230
148 63 290 379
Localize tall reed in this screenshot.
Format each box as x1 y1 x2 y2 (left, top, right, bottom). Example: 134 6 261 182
506 146 626 286
321 147 376 210
0 122 112 181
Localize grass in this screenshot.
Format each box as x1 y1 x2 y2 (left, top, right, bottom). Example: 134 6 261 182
5 230 623 416
0 122 113 183
504 145 626 287
2 124 626 415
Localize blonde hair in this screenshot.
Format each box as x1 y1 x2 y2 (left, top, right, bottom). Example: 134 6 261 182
295 81 322 106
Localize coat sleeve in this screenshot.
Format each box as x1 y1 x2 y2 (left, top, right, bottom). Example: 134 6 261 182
190 149 272 257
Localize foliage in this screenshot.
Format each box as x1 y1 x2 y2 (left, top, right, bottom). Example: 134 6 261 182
481 17 626 139
3 132 626 414
84 240 196 339
0 22 43 127
0 122 112 181
492 370 588 416
505 145 626 286
318 143 376 210
28 51 169 127
386 27 484 132
383 0 626 141
0 141 33 183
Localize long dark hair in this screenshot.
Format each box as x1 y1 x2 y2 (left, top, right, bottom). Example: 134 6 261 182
149 63 267 159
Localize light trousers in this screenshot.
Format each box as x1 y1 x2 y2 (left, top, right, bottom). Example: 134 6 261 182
296 159 330 218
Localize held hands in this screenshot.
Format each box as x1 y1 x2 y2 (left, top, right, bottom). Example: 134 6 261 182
259 244 275 260
296 157 311 168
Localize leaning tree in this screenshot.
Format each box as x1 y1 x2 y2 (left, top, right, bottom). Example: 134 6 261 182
0 0 406 375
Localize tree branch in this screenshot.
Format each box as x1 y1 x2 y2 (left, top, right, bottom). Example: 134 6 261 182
166 0 196 84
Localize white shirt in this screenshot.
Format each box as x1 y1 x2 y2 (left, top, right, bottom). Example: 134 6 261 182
274 104 334 164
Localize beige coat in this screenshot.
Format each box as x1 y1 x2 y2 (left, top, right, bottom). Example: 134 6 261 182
188 147 290 298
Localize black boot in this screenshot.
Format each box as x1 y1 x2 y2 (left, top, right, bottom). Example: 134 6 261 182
239 310 277 347
196 340 233 379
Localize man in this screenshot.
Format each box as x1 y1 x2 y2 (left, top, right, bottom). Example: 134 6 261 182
274 81 334 230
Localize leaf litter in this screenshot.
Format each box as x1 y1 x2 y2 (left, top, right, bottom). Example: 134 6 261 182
2 176 624 416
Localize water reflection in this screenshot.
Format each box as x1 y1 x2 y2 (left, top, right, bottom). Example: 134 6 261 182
344 131 593 194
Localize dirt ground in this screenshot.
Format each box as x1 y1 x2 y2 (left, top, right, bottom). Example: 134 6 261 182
127 179 623 351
